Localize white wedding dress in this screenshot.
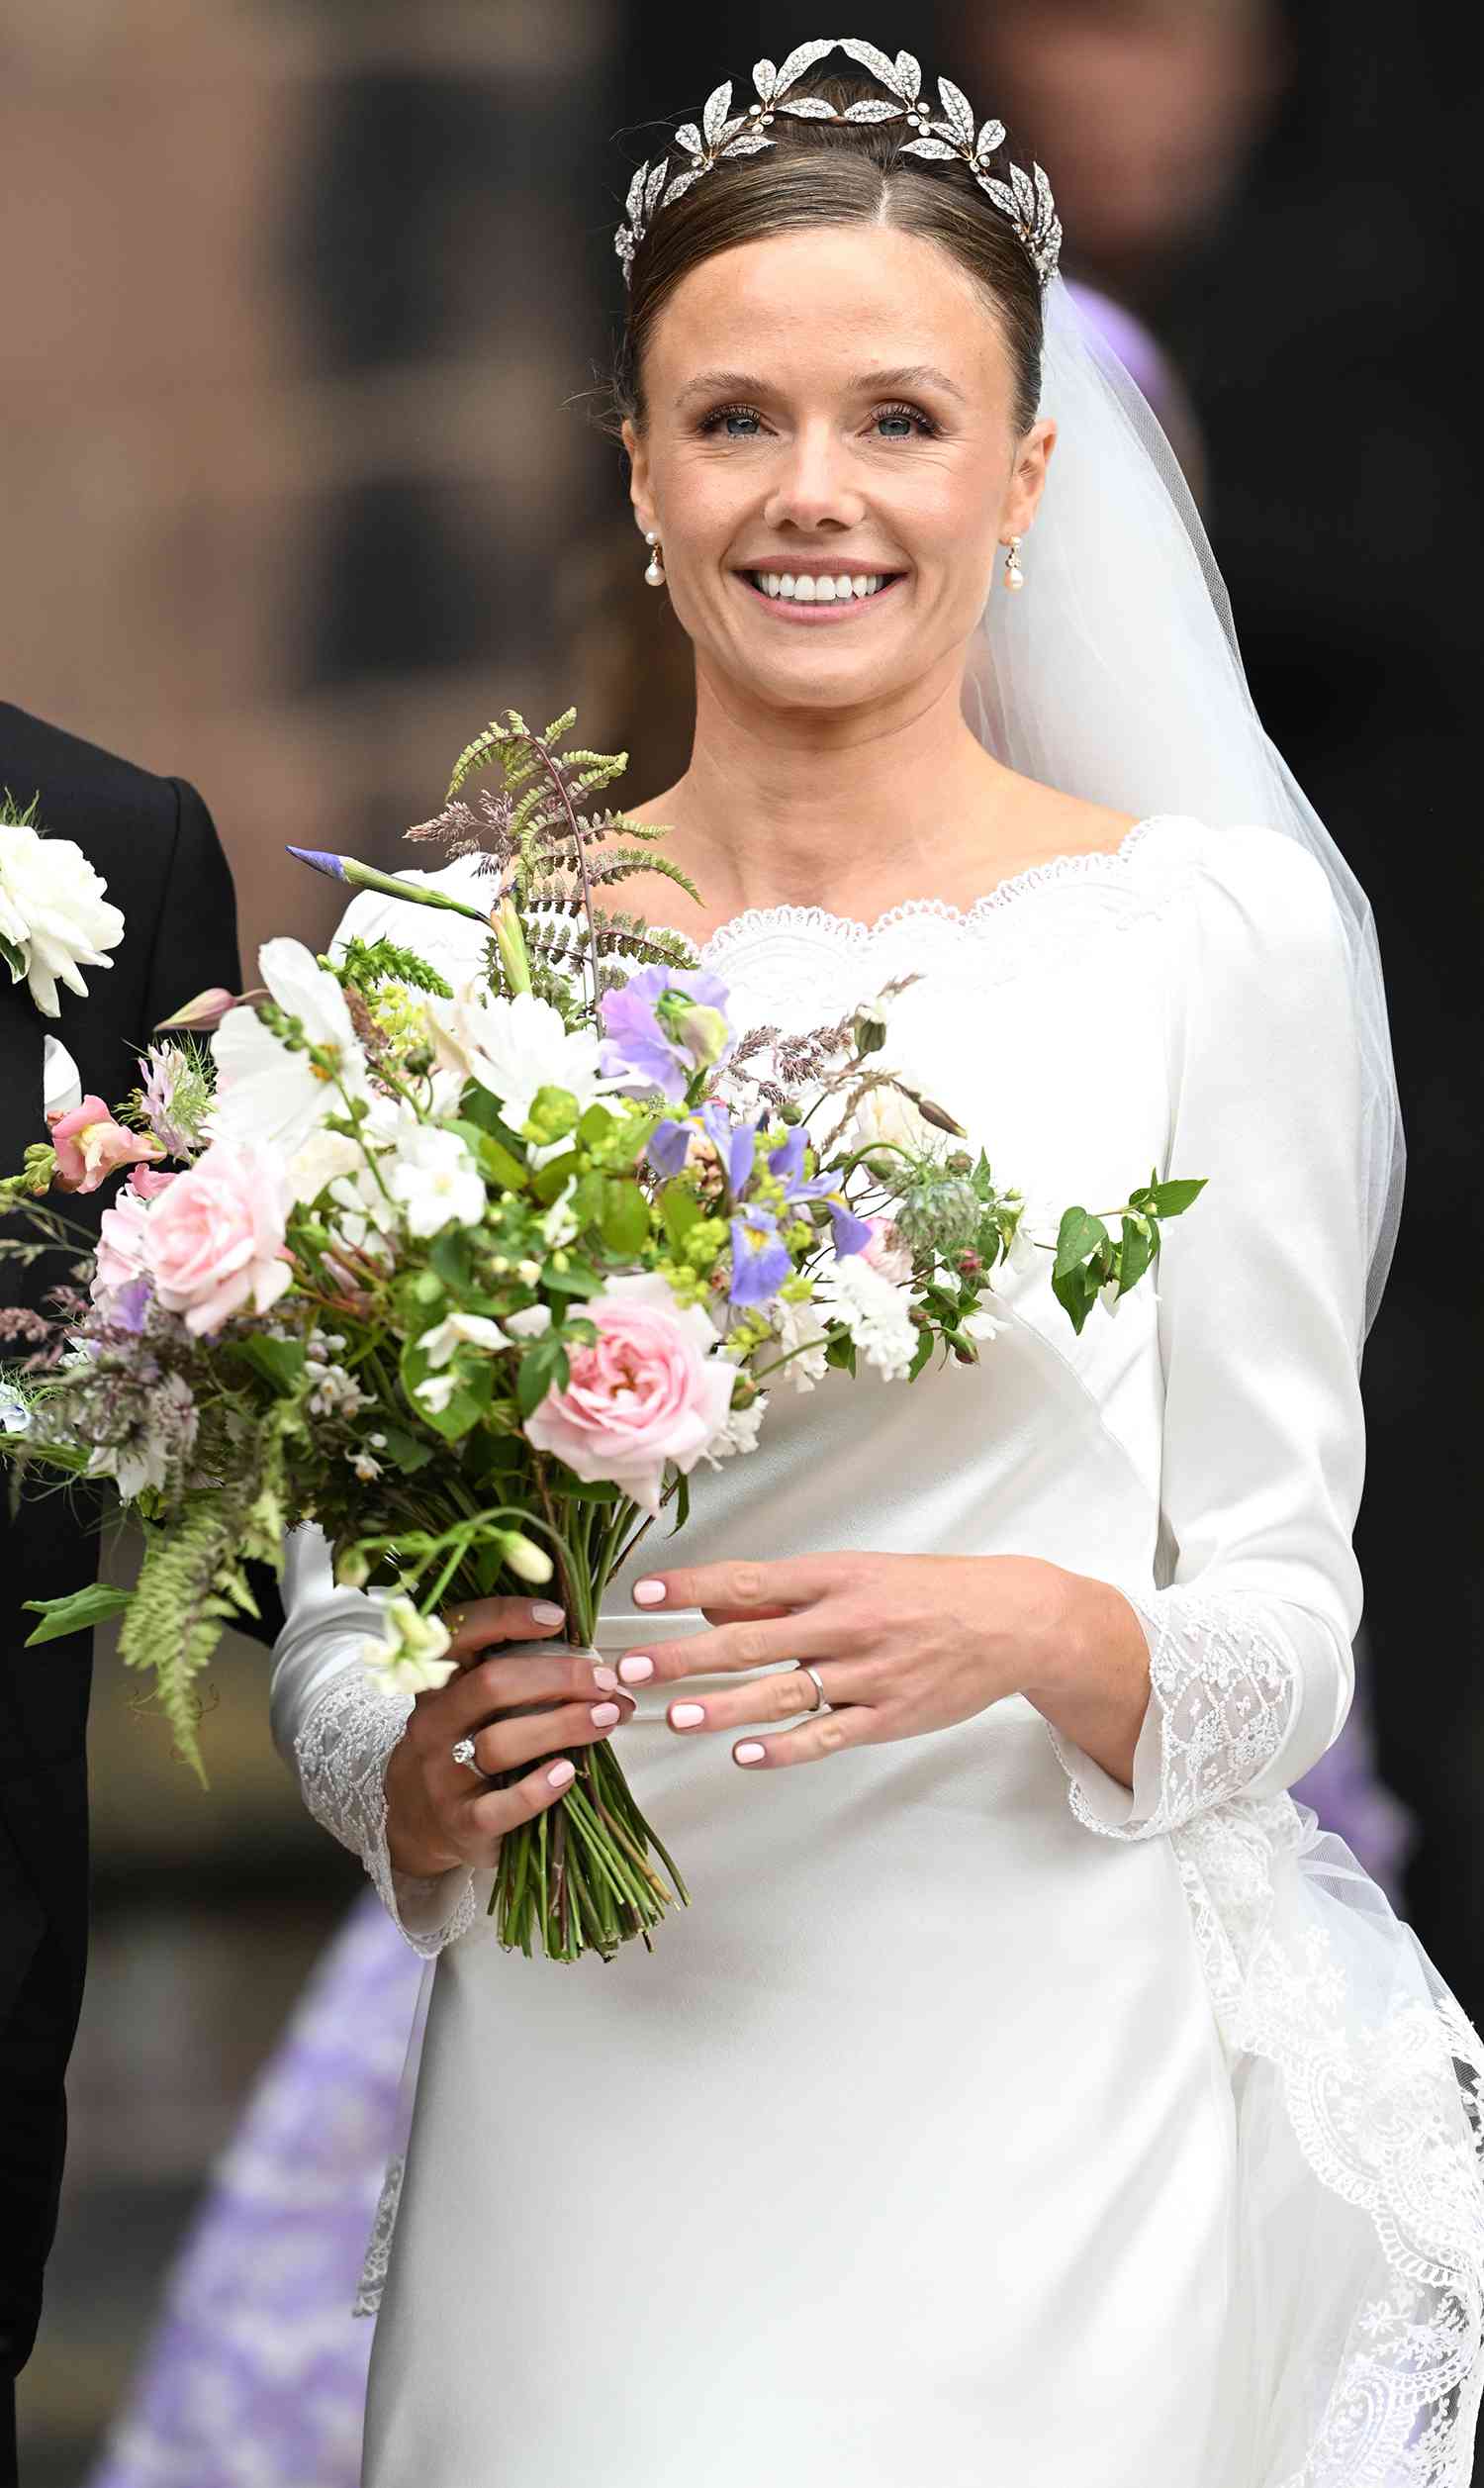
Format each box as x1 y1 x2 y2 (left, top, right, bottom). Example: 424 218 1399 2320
271 820 1484 2487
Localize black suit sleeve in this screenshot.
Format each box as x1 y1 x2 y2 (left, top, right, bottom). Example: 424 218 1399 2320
138 777 243 1033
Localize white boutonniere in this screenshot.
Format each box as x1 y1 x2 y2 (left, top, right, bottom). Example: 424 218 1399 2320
0 794 126 1017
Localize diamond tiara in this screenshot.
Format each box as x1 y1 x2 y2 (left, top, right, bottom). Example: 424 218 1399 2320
614 36 1062 294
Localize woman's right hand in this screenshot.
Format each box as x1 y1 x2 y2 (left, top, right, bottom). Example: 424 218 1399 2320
384 1598 634 1877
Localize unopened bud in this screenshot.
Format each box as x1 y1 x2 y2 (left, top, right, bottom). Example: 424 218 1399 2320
500 1530 554 1586
336 1550 370 1588
853 1006 887 1057
945 1150 974 1176
493 895 532 996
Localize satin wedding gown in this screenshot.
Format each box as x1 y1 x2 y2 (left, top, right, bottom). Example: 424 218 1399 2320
270 820 1484 2487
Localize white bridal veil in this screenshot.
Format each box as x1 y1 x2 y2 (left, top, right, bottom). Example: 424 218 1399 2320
965 272 1404 1345
968 282 1483 2481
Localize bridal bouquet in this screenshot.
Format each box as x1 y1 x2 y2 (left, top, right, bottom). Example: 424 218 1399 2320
0 709 1203 1962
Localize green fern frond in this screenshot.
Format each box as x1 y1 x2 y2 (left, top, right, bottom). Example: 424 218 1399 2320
579 850 702 904
338 934 453 999
446 718 511 803
540 707 577 744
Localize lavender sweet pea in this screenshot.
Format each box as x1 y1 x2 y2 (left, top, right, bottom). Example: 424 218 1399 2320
769 1125 874 1258
729 1204 792 1306
599 966 734 1102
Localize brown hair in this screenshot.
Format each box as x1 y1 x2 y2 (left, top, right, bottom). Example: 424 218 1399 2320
608 70 1045 442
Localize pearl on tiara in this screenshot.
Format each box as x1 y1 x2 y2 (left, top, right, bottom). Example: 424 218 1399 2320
614 38 1061 294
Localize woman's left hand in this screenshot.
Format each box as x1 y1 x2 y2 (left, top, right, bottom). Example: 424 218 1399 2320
616 1552 1081 1769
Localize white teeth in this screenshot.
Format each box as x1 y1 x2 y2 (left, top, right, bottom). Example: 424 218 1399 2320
750 571 893 603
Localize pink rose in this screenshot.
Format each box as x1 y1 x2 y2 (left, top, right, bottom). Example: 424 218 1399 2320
146 1141 293 1335
47 1094 163 1195
860 1214 913 1286
522 1272 734 1515
129 1164 177 1199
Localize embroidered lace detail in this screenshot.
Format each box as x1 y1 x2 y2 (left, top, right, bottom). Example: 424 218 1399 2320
353 2153 405 2319
692 813 1172 974
1063 1584 1300 1841
293 1673 478 1958
1175 1798 1484 2485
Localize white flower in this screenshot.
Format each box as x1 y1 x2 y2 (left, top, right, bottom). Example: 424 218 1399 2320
813 1255 918 1383
258 937 364 1061
504 1302 552 1340
385 1125 486 1236
962 1306 1010 1345
847 1083 934 1156
766 1293 831 1391
358 1595 457 1696
0 1383 32 1437
0 823 125 1016
43 1035 83 1117
414 1372 461 1415
429 983 611 1133
417 1310 510 1367
350 1449 383 1483
209 941 369 1197
698 1389 769 1468
306 1363 372 1419
540 1182 579 1249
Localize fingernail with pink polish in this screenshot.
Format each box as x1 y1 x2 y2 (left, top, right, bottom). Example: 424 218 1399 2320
670 1702 704 1729
591 1702 620 1728
632 1579 667 1607
618 1654 654 1684
531 1601 565 1625
592 1665 619 1691
547 1760 576 1788
735 1743 766 1766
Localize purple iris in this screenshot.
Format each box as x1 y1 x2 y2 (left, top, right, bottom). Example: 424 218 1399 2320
648 1102 756 1194
599 966 734 1102
768 1128 872 1258
728 1205 792 1306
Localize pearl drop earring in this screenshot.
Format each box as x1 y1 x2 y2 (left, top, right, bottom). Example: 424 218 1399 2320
643 529 665 588
1003 535 1025 594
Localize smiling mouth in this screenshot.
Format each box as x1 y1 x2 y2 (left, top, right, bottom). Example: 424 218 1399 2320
740 570 904 614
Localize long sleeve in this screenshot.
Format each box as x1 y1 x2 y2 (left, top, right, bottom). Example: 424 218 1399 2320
1051 827 1368 1840
270 1526 477 1953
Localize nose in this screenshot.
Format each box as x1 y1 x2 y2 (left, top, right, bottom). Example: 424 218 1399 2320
763 422 867 533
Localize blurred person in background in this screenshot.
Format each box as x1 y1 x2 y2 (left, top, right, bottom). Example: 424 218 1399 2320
0 706 242 2488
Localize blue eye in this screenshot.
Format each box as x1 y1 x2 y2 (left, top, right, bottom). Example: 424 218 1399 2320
874 403 936 439
701 405 765 438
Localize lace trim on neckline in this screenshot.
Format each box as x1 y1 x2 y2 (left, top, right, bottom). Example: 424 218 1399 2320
679 813 1178 966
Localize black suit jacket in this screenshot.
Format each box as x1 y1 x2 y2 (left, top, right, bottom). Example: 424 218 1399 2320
0 706 247 2464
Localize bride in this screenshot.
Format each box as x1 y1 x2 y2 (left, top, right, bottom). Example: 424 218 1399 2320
269 39 1483 2486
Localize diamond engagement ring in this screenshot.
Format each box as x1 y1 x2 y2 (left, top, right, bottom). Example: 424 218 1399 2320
450 1737 479 1770
795 1664 831 1714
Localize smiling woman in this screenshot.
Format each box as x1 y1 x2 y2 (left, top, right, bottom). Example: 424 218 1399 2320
261 36 1475 2488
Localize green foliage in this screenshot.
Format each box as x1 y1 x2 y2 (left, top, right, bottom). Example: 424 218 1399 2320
439 709 699 1008
338 934 453 1000
118 1441 287 1781
24 1581 134 1645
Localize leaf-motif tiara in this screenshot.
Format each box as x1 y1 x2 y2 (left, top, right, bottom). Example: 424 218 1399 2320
614 36 1062 293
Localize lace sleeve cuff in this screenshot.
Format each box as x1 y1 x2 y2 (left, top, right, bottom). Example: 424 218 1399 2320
293 1668 478 1957
1048 1582 1306 1842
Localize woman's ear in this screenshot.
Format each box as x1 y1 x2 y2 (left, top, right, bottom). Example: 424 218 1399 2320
621 418 654 535
1003 416 1057 541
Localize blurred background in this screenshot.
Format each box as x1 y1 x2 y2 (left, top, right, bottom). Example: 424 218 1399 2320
2 0 1478 2478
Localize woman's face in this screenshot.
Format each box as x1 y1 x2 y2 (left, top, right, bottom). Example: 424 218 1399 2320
623 222 1054 720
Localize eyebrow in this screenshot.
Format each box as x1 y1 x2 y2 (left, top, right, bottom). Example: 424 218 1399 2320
673 362 968 412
